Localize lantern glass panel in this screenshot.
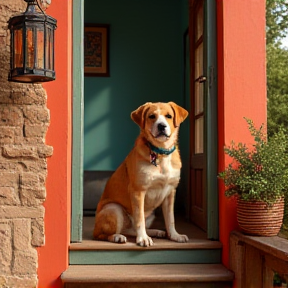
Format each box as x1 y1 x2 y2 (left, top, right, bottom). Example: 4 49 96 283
36 29 44 69
26 27 35 69
46 27 53 70
14 28 23 68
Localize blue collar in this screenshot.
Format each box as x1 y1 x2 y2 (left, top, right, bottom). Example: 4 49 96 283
147 142 176 155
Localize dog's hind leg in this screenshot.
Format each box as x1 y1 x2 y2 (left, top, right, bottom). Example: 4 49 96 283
123 228 166 239
146 229 166 238
93 203 130 244
145 214 166 238
145 212 166 238
123 213 166 238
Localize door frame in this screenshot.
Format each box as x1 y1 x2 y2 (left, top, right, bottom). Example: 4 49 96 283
205 0 218 240
71 0 84 242
71 0 218 242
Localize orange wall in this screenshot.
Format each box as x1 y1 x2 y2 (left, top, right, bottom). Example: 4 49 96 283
217 0 267 268
34 0 267 286
37 1 72 287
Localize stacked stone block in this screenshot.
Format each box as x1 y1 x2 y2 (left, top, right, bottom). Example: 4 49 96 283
0 1 52 287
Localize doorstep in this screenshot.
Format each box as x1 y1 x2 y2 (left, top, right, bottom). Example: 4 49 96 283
61 264 234 288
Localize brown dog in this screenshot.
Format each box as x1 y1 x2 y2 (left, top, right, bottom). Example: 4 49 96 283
93 102 189 247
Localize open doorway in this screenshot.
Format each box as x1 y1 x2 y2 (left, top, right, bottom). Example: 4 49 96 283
83 0 191 227
72 0 218 245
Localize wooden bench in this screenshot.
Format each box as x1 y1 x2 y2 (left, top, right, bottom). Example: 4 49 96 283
230 230 288 287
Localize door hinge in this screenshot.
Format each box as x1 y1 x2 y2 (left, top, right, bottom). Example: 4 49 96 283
209 66 215 88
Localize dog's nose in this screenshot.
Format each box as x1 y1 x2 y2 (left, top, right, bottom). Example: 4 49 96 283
158 123 166 132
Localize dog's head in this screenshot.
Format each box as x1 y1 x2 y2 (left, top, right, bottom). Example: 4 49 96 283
131 102 188 147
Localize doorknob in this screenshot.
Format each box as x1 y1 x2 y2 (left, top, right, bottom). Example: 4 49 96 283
195 75 207 83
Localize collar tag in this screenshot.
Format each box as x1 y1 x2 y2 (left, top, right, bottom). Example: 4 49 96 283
150 152 158 166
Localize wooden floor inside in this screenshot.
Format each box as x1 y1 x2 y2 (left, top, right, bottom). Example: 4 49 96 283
70 215 222 251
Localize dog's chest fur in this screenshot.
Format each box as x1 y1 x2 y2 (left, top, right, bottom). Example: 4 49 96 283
144 154 180 213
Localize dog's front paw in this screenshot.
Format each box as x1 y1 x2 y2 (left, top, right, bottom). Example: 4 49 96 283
170 233 189 243
136 235 154 247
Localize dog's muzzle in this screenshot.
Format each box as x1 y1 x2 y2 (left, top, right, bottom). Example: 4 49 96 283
151 116 171 140
155 123 170 138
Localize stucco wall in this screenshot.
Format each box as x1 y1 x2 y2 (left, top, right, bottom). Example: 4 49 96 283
217 0 267 267
0 1 52 287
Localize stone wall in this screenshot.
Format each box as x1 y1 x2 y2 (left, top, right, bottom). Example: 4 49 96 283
0 1 52 287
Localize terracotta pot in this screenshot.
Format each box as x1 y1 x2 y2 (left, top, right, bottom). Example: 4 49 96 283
237 197 284 236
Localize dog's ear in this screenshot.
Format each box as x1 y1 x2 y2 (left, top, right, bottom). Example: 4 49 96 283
168 102 189 127
131 102 152 129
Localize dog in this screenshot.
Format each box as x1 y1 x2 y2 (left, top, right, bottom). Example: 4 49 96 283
93 102 189 247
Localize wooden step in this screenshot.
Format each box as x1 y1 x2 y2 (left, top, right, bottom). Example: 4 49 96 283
69 238 222 265
71 216 223 265
61 264 234 288
70 237 223 251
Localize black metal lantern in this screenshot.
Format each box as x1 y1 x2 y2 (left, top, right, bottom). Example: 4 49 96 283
8 0 57 83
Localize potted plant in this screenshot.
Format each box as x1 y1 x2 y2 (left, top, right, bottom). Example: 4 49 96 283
218 118 288 236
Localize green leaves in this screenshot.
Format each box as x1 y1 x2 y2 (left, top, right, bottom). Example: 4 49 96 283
266 0 288 45
266 0 288 137
267 45 288 137
218 118 288 205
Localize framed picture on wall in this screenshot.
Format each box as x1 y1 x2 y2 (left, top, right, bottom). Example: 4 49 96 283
84 24 110 77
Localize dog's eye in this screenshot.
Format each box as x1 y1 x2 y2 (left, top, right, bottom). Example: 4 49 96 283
166 114 172 119
148 114 156 119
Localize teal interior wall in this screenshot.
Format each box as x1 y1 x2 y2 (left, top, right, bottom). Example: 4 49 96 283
84 0 189 172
